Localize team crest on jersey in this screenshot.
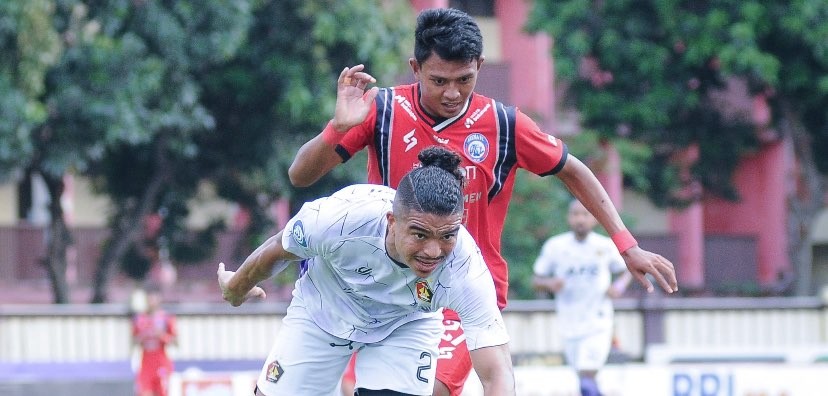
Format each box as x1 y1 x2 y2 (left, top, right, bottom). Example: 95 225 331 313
265 360 285 383
463 133 489 163
415 280 433 303
291 220 307 247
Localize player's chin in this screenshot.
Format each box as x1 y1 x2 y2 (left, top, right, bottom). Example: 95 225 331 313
413 260 441 276
440 107 462 118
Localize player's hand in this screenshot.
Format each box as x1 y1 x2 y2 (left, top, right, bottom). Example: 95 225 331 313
534 276 565 294
621 246 678 293
217 262 266 306
332 64 379 132
606 285 624 299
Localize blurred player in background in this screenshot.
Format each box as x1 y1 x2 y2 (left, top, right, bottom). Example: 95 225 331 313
288 7 677 396
219 147 515 395
532 200 633 396
132 283 177 396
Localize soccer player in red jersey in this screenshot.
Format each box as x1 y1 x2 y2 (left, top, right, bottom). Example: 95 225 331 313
289 8 677 396
132 284 177 396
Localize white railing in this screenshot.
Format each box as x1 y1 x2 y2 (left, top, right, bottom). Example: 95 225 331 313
2 297 827 364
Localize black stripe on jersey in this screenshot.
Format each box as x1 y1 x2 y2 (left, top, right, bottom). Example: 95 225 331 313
488 102 518 202
539 143 569 177
373 87 394 186
334 145 352 162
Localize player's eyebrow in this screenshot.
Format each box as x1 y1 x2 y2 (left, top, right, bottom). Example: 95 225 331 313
409 224 461 236
429 71 475 81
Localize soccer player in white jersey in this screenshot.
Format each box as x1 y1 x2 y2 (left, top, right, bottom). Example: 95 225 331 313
218 146 514 396
532 200 633 396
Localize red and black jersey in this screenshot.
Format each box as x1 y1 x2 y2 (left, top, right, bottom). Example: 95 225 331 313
336 82 568 310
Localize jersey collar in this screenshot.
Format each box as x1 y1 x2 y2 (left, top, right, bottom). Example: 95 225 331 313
413 83 473 132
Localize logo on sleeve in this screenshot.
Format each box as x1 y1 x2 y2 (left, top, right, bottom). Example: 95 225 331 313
265 360 285 383
291 220 307 247
463 133 489 163
415 280 433 303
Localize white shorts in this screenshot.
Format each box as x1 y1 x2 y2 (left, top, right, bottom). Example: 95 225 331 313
256 299 443 395
562 328 613 372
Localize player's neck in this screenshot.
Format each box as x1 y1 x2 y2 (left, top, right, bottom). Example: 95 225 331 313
573 231 591 242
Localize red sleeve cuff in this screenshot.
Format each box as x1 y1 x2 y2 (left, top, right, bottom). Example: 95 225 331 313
321 121 344 146
611 229 638 253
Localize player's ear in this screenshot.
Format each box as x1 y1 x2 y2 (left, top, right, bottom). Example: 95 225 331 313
385 211 397 239
476 55 485 70
409 58 420 76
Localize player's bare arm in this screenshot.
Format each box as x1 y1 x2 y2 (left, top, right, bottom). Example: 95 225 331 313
469 344 516 396
555 155 679 293
607 271 633 298
531 276 564 294
288 65 378 187
217 230 299 306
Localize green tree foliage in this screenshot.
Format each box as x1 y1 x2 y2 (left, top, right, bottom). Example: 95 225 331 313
198 0 412 204
0 0 411 303
0 0 66 302
195 0 412 260
528 0 828 294
83 0 412 301
0 0 60 172
83 0 253 302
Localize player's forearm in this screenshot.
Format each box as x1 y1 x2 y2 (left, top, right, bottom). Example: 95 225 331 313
471 345 516 396
532 276 562 293
227 233 291 295
557 156 628 236
608 272 633 298
481 377 515 396
288 129 344 187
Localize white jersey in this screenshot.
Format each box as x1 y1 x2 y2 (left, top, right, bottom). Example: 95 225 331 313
283 184 508 349
533 231 626 338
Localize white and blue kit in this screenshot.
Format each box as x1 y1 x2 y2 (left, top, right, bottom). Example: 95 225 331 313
256 184 508 395
533 231 626 371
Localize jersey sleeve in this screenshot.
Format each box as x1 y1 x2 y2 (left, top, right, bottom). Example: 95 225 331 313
131 315 140 337
605 237 627 274
335 100 379 162
444 234 510 350
166 314 177 338
281 197 332 259
533 238 559 276
514 109 568 176
282 185 393 259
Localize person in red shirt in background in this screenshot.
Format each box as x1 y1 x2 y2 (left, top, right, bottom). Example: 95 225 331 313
132 283 177 396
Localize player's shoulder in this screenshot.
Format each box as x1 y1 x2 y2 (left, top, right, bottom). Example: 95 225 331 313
330 184 395 201
586 232 614 246
545 231 575 246
454 226 478 251
444 226 487 275
316 184 394 218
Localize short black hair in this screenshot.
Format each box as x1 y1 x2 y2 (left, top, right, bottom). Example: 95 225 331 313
394 146 465 217
414 8 483 64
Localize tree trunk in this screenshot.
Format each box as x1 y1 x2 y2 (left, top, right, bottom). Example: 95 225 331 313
90 134 172 303
781 104 825 296
41 173 71 304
